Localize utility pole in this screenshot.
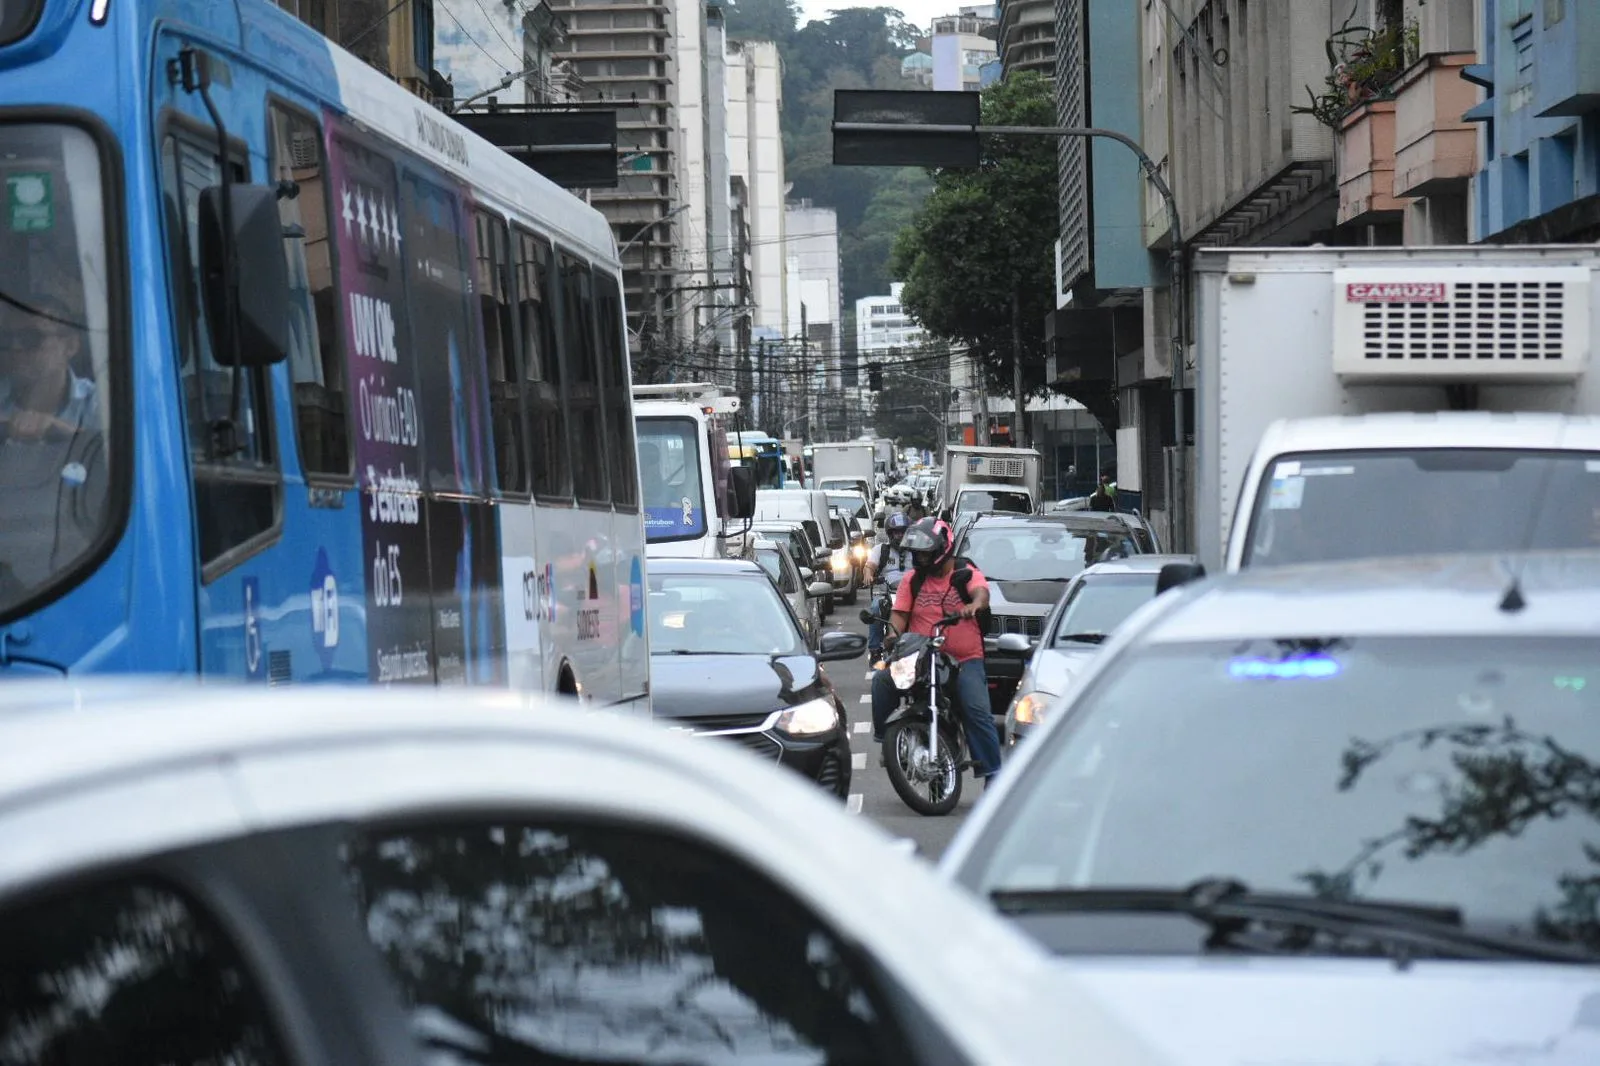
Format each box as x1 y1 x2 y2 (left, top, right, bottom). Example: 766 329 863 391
1011 288 1026 449
975 365 990 446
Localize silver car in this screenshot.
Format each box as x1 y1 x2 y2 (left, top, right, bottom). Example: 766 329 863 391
752 534 830 646
1002 554 1197 743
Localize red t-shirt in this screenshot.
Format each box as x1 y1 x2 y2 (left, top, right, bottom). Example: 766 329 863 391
893 566 989 663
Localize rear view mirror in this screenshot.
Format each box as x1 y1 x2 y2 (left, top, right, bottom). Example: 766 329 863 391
1155 561 1206 595
199 183 292 367
817 630 868 661
995 632 1033 655
726 465 757 519
808 581 834 598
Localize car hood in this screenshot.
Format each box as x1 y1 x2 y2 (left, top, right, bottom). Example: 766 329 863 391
1021 645 1102 694
1055 957 1600 1066
988 579 1068 610
650 653 826 720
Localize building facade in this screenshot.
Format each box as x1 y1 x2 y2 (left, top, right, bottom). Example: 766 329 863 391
856 284 925 354
931 6 999 91
994 0 1054 79
784 200 842 389
431 0 577 107
726 39 788 339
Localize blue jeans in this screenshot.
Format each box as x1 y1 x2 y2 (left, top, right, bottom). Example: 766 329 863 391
868 616 885 653
871 656 1003 778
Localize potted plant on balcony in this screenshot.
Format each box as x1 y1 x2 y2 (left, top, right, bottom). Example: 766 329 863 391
1294 4 1419 129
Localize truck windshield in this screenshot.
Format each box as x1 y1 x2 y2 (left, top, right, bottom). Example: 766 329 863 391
637 417 706 543
1242 449 1600 568
0 122 116 622
958 489 1032 515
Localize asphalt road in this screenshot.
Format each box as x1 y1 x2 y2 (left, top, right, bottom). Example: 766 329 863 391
823 598 988 861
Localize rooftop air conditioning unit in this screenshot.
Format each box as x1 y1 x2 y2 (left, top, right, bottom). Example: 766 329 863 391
1330 267 1590 384
967 455 1026 479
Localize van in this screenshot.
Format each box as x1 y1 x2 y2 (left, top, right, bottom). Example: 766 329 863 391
755 488 856 603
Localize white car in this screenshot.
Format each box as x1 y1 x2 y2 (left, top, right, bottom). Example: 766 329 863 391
0 684 1167 1066
946 552 1600 1065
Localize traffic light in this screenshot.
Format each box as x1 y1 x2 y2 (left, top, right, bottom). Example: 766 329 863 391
868 364 883 391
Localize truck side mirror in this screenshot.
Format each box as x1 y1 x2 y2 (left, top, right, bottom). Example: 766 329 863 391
726 465 757 519
1155 561 1206 595
198 183 292 367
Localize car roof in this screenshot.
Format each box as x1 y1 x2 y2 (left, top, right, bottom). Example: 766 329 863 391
645 558 769 576
1143 551 1600 644
1256 412 1600 455
1078 554 1197 577
962 512 1130 531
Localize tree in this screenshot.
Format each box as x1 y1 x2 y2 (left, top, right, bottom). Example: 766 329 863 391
872 347 950 450
890 72 1059 399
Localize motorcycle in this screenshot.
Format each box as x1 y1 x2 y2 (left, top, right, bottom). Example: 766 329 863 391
861 607 975 816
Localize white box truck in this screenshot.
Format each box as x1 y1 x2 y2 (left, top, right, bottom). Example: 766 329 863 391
633 383 756 559
811 442 877 501
1193 246 1600 572
941 446 1042 518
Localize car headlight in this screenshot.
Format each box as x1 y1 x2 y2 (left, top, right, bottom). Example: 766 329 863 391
851 543 868 561
776 697 839 736
1011 691 1056 726
830 548 849 571
888 654 919 690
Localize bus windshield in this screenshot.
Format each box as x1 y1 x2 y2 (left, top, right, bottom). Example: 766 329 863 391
0 123 114 621
1243 449 1600 567
637 417 707 543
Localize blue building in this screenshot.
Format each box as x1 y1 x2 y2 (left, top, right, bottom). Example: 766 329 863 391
1469 0 1600 241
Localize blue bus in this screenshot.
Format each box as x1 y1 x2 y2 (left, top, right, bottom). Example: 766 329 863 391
0 0 647 704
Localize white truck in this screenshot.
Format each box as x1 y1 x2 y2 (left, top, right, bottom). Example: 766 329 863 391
942 446 1042 518
872 437 897 476
811 441 877 502
633 383 757 559
1194 246 1600 573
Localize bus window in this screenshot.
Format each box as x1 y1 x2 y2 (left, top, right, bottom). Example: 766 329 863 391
517 231 569 502
593 269 636 511
475 211 526 497
267 104 350 481
0 122 116 621
560 253 607 506
160 133 279 576
399 171 491 496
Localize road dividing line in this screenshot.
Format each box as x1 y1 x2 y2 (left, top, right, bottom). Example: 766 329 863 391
858 694 872 705
853 722 871 734
847 794 864 815
852 752 866 769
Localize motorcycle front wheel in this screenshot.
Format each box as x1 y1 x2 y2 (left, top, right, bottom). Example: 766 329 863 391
882 716 962 816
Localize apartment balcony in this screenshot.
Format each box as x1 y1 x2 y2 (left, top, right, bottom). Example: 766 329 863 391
1337 99 1409 226
1392 52 1478 198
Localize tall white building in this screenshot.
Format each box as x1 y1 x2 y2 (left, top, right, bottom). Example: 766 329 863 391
725 38 786 340
783 200 840 388
930 6 997 92
855 283 925 354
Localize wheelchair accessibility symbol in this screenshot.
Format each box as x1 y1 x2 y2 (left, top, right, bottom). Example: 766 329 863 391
244 577 265 680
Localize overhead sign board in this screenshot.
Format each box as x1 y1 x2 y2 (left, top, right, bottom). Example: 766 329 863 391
832 90 980 168
456 110 620 189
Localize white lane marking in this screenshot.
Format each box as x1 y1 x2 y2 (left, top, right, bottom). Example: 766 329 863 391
864 671 875 681
854 721 871 734
852 752 866 769
847 793 864 815
858 694 872 705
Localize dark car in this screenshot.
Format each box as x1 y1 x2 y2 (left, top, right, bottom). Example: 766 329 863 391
953 512 1145 714
647 558 867 798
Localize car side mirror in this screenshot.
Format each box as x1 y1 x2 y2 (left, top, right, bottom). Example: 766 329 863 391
1156 561 1206 595
995 632 1033 655
817 630 868 661
807 580 833 598
798 566 814 582
198 183 292 367
726 466 757 519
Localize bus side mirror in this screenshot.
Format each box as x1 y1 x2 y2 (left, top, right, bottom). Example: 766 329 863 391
199 183 292 368
726 465 757 519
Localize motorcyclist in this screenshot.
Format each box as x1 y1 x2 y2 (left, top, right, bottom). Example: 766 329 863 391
863 511 912 657
870 517 1003 787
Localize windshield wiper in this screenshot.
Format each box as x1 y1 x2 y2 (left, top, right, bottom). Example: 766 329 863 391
990 878 1597 965
1055 632 1105 644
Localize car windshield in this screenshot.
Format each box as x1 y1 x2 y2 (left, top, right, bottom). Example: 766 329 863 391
0 123 115 622
960 636 1600 953
1052 573 1159 642
962 525 1133 582
958 489 1032 515
826 492 870 520
1244 449 1600 567
637 417 706 543
648 572 803 656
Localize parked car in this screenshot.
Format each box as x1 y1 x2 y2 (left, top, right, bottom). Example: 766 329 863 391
753 534 831 646
944 552 1600 1065
953 512 1146 714
647 558 865 796
1001 554 1196 744
0 684 1165 1066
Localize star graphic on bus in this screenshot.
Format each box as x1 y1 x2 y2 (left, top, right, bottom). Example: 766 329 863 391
341 185 353 236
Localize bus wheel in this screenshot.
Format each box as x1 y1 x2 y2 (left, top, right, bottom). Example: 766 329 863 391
557 666 579 698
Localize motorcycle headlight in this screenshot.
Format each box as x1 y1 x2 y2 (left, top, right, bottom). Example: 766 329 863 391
1011 691 1055 726
851 544 868 561
888 654 919 690
830 548 849 571
775 697 839 737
